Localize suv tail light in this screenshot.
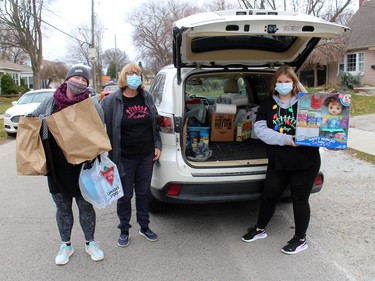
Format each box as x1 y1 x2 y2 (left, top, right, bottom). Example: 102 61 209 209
314 173 324 185
159 114 175 134
166 184 181 196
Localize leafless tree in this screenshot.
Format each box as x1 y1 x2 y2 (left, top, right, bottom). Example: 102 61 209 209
239 0 354 18
102 48 129 79
0 0 52 89
128 0 200 73
65 25 93 66
239 0 276 9
301 37 348 86
239 0 354 86
64 20 105 88
39 60 68 88
203 0 238 11
0 45 29 63
0 23 28 62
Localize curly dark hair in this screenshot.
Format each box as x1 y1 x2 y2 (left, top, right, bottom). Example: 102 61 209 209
324 95 341 107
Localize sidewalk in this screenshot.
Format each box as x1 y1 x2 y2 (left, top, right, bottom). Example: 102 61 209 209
347 113 375 156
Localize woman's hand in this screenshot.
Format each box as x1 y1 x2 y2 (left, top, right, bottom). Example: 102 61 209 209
290 137 298 147
153 148 161 161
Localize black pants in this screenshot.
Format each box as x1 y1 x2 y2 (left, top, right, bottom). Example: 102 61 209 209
117 153 154 233
256 157 321 238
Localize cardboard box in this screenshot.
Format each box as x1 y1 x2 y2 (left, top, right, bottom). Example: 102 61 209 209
295 92 351 149
209 113 235 142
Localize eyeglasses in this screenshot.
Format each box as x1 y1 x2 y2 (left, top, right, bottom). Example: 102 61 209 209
127 71 142 76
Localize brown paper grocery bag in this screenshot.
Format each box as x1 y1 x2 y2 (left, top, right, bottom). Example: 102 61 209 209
16 116 48 175
46 98 111 165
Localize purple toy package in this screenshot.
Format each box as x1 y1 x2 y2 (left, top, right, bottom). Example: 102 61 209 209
295 92 351 149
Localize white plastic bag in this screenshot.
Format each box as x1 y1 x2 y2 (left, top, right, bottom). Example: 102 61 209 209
79 154 124 209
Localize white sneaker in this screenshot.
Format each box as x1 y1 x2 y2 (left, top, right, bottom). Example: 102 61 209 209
55 243 74 265
85 241 104 261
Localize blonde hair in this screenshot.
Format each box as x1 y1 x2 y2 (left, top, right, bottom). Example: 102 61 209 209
270 65 303 97
118 63 145 89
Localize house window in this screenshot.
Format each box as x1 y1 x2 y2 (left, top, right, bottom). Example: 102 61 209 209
11 73 19 85
340 52 365 74
358 52 364 72
346 54 356 71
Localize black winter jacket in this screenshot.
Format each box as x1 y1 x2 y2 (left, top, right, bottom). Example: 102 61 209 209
100 88 162 177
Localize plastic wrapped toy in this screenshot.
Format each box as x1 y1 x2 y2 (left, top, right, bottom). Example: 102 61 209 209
295 92 351 149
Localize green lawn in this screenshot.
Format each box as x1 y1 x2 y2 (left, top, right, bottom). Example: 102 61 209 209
0 100 15 141
0 102 13 115
0 119 10 141
350 93 375 116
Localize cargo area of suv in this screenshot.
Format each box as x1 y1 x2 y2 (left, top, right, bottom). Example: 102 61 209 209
148 9 348 211
182 71 274 167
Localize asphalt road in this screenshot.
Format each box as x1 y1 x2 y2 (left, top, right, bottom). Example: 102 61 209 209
0 140 374 281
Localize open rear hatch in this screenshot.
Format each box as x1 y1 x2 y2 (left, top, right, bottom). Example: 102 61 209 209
173 9 349 167
173 9 349 84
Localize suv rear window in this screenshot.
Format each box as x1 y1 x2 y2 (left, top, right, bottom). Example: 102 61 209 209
185 72 275 105
150 73 166 106
191 35 296 53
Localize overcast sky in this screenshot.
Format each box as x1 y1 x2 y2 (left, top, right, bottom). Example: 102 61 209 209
42 0 146 62
42 0 359 63
42 0 216 63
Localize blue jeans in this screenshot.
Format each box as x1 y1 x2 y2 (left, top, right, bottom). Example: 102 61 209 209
117 153 154 233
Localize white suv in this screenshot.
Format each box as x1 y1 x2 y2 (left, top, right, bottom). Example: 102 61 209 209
148 9 348 211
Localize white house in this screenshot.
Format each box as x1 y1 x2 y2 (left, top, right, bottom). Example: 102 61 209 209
0 59 33 93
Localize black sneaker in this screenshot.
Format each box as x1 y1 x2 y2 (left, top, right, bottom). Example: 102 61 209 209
281 236 308 255
139 227 158 242
117 233 130 247
242 226 267 242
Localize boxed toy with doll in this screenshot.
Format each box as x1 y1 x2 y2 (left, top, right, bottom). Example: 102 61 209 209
295 92 351 149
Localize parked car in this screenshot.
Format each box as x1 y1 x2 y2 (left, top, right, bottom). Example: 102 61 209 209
88 86 99 103
147 9 349 211
100 84 119 100
4 89 55 136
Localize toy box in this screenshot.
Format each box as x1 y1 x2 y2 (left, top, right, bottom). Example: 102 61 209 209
295 92 351 149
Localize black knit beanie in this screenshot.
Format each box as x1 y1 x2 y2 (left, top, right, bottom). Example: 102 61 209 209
65 65 90 85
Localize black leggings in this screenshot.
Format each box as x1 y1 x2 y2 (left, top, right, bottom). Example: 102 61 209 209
51 193 96 242
256 157 321 238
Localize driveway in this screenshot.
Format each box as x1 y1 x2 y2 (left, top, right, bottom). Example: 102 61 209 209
0 140 374 280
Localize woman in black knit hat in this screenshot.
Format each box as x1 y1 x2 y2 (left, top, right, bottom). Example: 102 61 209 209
31 64 105 265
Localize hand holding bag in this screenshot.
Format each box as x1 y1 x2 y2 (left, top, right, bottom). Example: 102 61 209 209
16 116 48 175
46 98 111 164
79 154 124 209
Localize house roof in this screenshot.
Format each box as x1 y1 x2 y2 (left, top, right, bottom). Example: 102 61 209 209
346 0 375 50
0 59 32 73
0 59 23 72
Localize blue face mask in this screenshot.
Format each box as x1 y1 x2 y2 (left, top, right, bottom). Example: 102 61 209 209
275 82 293 95
127 75 142 90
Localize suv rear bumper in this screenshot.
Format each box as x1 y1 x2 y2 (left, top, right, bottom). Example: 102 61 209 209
151 180 264 203
150 172 324 204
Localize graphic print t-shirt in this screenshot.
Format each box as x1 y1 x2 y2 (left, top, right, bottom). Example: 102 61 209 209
121 94 154 158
